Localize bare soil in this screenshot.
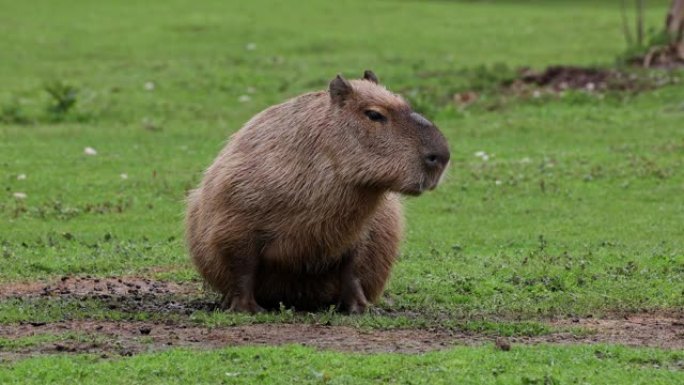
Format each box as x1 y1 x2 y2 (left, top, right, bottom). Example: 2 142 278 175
0 275 217 315
514 65 676 93
1 276 683 361
450 64 680 109
0 275 200 299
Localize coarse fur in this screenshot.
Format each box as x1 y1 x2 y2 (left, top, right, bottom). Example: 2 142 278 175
186 71 450 313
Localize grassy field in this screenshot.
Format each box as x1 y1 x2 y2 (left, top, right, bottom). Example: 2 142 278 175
3 345 684 385
1 0 683 383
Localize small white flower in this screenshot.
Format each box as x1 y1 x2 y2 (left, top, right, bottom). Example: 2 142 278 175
144 82 155 91
245 43 256 51
586 82 595 91
13 192 27 199
495 180 502 186
120 173 128 180
238 95 251 103
16 174 27 180
84 147 97 156
532 90 541 98
474 151 490 161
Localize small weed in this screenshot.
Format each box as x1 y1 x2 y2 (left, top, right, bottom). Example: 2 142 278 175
0 98 30 125
44 80 78 121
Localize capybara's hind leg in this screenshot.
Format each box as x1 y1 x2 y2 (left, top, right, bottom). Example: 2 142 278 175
220 241 266 313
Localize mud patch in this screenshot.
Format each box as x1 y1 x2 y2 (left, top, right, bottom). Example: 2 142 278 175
514 65 675 93
518 66 617 91
0 275 216 315
1 315 683 362
1 277 683 360
528 314 684 349
447 64 680 110
0 275 200 299
0 321 461 361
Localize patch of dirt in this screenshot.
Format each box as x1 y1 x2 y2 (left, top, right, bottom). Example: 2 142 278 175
530 314 684 349
0 321 462 361
1 314 683 361
506 65 679 96
0 275 217 315
519 66 615 91
448 64 680 109
1 276 683 360
0 275 199 299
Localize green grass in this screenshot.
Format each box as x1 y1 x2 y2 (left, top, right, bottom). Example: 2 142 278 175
1 0 683 380
0 334 63 351
2 344 683 384
0 332 97 352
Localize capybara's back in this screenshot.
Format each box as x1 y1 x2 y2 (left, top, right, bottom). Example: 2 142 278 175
186 71 449 313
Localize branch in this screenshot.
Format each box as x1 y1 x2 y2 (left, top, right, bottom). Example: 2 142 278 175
636 0 644 47
621 0 634 46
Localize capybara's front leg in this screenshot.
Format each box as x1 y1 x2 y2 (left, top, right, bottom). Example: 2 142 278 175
337 250 369 314
220 241 265 314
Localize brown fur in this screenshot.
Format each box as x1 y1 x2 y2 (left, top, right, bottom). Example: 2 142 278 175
186 71 449 313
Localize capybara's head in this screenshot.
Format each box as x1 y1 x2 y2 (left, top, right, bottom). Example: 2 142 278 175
329 71 450 195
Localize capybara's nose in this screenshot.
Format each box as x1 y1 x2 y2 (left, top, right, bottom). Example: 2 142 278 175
424 149 450 169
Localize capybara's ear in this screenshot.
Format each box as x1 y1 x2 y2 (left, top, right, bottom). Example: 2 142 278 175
363 70 378 84
329 74 352 105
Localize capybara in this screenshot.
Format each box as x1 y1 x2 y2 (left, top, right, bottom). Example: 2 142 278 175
186 71 450 313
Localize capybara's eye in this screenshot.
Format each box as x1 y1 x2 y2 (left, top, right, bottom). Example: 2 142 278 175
364 110 387 123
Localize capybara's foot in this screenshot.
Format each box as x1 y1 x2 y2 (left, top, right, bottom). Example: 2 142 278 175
339 278 369 314
221 295 266 314
342 296 369 314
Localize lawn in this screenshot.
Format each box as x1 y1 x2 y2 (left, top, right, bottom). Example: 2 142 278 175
1 0 683 382
3 345 684 385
